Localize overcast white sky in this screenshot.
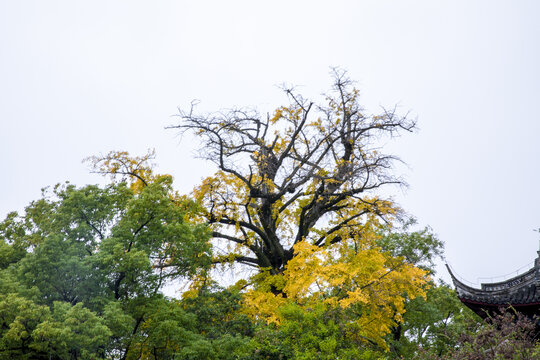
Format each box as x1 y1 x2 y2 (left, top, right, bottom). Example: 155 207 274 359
2 1 540 286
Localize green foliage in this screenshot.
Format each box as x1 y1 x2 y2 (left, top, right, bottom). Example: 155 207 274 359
18 233 96 305
0 173 212 359
0 295 110 359
4 179 211 305
277 303 360 359
125 298 201 360
32 302 112 359
182 282 254 339
0 212 28 269
0 293 50 359
377 218 443 274
245 303 392 360
387 281 480 358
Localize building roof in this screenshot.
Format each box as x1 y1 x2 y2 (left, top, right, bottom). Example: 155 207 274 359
446 253 540 318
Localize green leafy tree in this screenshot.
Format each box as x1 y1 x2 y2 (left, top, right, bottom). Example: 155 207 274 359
181 282 254 340
31 302 112 359
0 293 50 359
374 221 482 359
376 219 443 273
251 303 378 360
388 282 479 358
4 178 210 307
0 161 212 359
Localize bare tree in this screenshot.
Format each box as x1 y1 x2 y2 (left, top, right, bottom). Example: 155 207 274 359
169 69 416 276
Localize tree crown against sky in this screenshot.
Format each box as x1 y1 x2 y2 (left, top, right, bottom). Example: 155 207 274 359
159 70 429 343
169 69 416 275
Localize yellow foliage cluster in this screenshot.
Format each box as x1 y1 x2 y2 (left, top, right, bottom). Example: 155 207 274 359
84 149 172 194
242 228 428 349
193 171 252 222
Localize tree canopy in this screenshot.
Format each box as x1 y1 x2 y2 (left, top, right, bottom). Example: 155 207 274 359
2 71 535 359
170 70 415 275
0 172 211 359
